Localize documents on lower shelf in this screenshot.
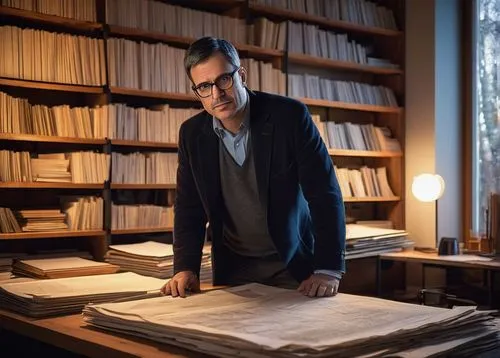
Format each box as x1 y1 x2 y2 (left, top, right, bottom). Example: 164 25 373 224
0 272 164 317
346 224 414 259
12 257 120 279
105 241 212 282
83 283 500 358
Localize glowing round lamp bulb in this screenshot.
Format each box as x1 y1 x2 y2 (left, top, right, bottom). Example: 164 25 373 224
412 174 445 202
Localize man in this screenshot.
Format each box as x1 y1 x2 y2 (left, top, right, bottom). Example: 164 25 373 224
161 37 346 298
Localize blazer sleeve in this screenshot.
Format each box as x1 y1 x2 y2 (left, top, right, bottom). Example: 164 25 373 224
293 103 346 273
173 122 207 277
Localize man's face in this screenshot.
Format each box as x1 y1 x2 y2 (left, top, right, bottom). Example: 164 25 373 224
190 52 247 122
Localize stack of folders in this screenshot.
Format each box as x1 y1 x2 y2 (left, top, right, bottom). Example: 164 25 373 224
105 241 212 282
0 272 164 317
83 283 500 358
12 257 119 279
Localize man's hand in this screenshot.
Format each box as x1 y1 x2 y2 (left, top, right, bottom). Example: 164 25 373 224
161 271 200 298
297 273 340 298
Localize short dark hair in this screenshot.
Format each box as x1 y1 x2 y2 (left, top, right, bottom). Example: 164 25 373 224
184 37 241 82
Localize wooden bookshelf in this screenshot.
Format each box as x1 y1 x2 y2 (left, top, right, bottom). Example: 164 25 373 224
247 3 403 37
328 149 403 158
0 133 106 145
110 184 176 190
0 5 102 32
0 0 406 259
288 53 403 75
111 227 174 235
0 230 106 240
0 182 104 189
299 97 402 113
0 77 104 94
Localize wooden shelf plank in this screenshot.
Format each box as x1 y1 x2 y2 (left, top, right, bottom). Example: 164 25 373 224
0 5 102 31
108 25 192 46
111 139 178 149
167 0 243 9
0 230 105 240
0 182 104 189
111 227 174 235
343 196 401 202
328 149 402 158
233 43 283 59
299 97 402 113
288 53 402 75
109 86 197 102
0 77 104 93
110 184 176 189
0 133 106 145
248 3 402 37
108 26 283 60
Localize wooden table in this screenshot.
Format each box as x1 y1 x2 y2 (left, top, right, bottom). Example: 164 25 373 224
0 283 224 358
377 251 500 307
0 308 217 358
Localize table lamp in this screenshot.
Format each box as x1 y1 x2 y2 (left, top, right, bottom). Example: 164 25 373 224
411 174 456 255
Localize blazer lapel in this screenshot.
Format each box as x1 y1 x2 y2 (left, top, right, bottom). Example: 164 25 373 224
196 115 222 217
249 92 273 209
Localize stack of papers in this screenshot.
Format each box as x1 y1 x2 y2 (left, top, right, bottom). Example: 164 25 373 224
105 241 174 279
105 241 212 282
346 224 414 258
12 257 120 279
0 272 164 317
83 283 500 358
0 256 13 274
200 243 212 284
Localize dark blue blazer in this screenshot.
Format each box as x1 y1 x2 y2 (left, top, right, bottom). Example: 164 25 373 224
173 90 346 285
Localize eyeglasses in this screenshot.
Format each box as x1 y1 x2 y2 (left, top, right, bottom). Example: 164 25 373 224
192 68 239 98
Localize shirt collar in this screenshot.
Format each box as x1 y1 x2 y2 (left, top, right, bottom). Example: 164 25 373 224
212 97 250 139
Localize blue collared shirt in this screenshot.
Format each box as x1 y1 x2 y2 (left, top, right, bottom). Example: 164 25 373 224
212 104 250 167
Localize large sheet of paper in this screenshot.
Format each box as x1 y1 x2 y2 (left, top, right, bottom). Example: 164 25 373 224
83 283 499 357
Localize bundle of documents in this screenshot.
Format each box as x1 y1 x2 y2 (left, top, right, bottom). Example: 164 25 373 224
15 209 68 232
0 272 164 317
346 224 413 258
83 283 500 358
105 241 212 282
0 256 13 273
199 244 212 284
105 241 174 279
12 257 119 279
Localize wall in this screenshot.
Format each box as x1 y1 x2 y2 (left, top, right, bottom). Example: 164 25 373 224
405 0 462 248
